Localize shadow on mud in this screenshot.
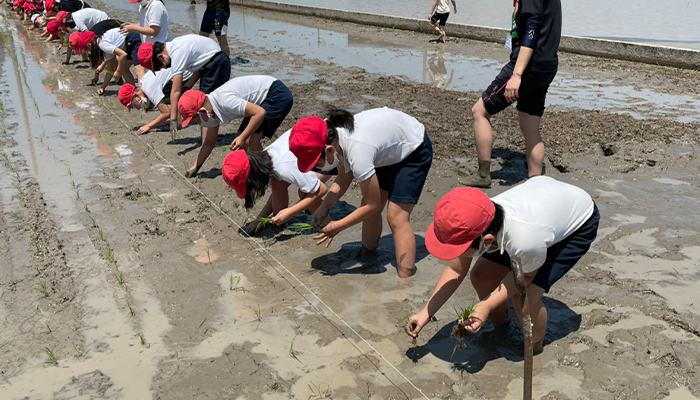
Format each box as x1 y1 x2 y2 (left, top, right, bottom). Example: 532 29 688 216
407 297 581 372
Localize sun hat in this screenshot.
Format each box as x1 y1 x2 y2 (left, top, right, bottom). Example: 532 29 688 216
118 84 136 111
178 90 207 128
221 150 250 199
46 21 59 40
137 42 153 71
425 187 496 260
288 116 328 173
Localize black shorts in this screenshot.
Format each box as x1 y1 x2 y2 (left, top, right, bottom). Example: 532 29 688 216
481 62 557 117
375 133 433 204
90 19 121 37
200 11 229 36
430 12 449 27
237 80 293 138
125 32 141 65
481 204 600 292
198 51 231 94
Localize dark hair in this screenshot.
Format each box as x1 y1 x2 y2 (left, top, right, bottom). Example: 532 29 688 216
321 106 353 157
467 202 504 250
89 44 104 70
152 42 166 71
244 151 274 209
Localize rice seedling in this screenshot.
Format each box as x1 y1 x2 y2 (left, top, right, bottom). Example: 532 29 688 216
288 222 316 234
116 270 124 285
31 239 40 252
289 336 302 359
127 302 134 316
105 248 115 263
98 227 104 241
35 279 49 298
88 215 97 228
168 206 176 221
7 211 23 223
37 320 51 333
248 304 262 322
138 330 145 345
406 309 417 346
74 187 80 200
84 203 90 212
41 347 58 366
308 382 332 399
451 304 476 358
229 274 243 291
205 246 211 263
24 264 40 276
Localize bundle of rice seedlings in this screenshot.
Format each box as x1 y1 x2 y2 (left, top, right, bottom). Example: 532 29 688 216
451 304 476 357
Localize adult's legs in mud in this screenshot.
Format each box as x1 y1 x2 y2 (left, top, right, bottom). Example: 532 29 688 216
360 190 389 253
387 201 417 278
518 111 544 177
470 258 511 325
465 98 494 187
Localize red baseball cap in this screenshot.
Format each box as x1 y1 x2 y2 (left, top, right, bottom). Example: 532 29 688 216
46 21 59 40
289 116 328 173
178 90 206 127
68 31 81 51
129 0 140 3
118 84 136 111
56 11 68 31
221 151 250 199
76 31 95 55
137 42 153 71
425 187 496 260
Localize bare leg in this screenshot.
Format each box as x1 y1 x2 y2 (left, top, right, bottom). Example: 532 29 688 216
248 133 263 152
518 111 544 177
464 98 494 187
216 35 230 58
386 201 417 278
470 258 511 325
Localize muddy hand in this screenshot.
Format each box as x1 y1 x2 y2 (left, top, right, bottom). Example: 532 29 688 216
463 308 487 334
406 310 430 338
185 165 200 179
170 122 178 140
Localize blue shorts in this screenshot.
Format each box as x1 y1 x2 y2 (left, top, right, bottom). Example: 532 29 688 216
481 62 557 117
237 80 293 138
125 32 141 65
200 11 229 36
481 204 600 292
375 133 433 204
198 51 231 94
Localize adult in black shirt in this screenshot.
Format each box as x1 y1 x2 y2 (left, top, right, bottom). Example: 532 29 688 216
464 0 562 188
198 0 230 57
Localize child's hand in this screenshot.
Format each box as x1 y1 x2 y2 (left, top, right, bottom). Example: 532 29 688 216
119 23 136 35
463 303 488 334
96 88 104 96
136 124 151 135
229 135 247 151
311 208 329 227
406 309 430 338
313 221 340 247
245 219 261 235
270 208 293 226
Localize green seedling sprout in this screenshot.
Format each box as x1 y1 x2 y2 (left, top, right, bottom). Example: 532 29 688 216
88 215 96 227
35 279 49 298
105 248 115 263
247 304 262 322
98 227 105 241
229 274 243 291
308 382 332 399
406 309 417 346
138 330 146 345
41 347 58 366
24 264 40 276
168 206 176 221
32 239 40 253
116 270 124 285
7 212 23 223
288 222 316 234
289 336 302 359
127 302 134 316
205 246 211 263
74 187 80 200
37 320 51 333
451 304 476 358
84 203 90 212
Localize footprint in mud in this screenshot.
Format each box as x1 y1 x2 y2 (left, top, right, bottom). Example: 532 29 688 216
188 238 219 263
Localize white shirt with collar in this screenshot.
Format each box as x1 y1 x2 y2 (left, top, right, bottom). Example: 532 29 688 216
72 8 108 32
208 75 277 124
139 0 170 44
166 34 220 76
265 130 321 194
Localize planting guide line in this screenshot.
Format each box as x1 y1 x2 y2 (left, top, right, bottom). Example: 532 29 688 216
96 97 433 400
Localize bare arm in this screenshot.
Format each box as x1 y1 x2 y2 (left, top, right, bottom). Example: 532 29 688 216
272 182 328 225
311 166 354 226
429 0 439 16
169 73 184 121
451 0 457 13
138 103 170 134
120 23 160 37
230 102 266 150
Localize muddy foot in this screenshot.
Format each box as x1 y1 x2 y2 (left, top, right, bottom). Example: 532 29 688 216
462 174 492 188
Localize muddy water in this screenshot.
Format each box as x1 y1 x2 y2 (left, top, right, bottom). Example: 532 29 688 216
261 0 700 50
103 0 700 123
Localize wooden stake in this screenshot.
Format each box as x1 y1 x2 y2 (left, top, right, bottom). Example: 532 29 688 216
512 258 533 400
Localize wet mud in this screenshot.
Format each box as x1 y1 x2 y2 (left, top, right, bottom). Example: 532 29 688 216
0 1 699 400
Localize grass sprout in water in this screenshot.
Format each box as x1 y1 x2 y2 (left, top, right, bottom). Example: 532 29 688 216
288 222 316 234
41 347 58 365
451 304 476 358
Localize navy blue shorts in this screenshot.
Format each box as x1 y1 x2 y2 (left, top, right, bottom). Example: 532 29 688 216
125 32 141 65
237 80 293 138
481 62 557 117
375 133 433 204
481 204 600 292
430 12 449 27
198 51 231 94
200 11 229 36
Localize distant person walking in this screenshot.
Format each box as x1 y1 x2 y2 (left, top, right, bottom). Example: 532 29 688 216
428 0 456 43
199 0 230 57
120 0 171 44
465 0 562 188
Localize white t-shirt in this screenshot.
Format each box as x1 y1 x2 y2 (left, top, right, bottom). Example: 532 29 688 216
141 68 194 105
338 107 425 182
98 28 125 60
207 75 277 124
72 9 108 32
265 130 321 194
139 0 170 44
435 0 450 14
490 176 595 273
166 34 221 76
